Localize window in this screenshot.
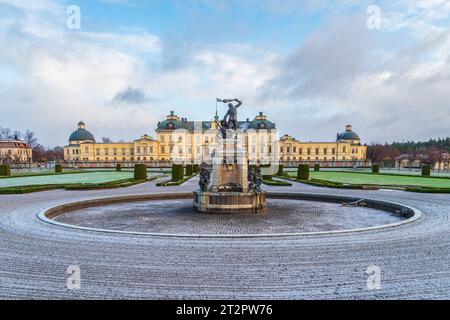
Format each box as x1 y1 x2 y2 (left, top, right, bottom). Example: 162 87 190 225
122 148 126 156
130 148 134 155
315 148 319 155
293 147 297 153
144 147 148 155
113 148 118 156
307 148 311 155
299 148 303 155
136 147 141 154
96 148 100 156
332 148 336 155
161 146 165 154
160 135 165 143
104 148 109 156
287 147 291 153
280 147 284 153
324 148 328 155
149 146 153 154
343 147 347 153
85 147 89 153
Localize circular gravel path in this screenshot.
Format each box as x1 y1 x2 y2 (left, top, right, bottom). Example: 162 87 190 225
0 177 449 299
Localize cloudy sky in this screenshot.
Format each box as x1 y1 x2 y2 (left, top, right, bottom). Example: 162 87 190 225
0 0 449 146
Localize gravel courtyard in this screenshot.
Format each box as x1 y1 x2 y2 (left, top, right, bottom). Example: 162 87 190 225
0 177 449 299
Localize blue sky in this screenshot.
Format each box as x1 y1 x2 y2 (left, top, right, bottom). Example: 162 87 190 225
0 0 450 146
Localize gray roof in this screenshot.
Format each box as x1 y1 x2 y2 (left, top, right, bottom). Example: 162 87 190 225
337 130 360 141
69 128 96 142
156 117 276 132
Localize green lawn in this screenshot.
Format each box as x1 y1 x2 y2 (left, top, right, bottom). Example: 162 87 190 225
0 172 135 188
287 171 450 188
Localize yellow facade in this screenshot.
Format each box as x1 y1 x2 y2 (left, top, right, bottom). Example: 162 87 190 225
64 115 367 164
278 132 367 162
0 140 32 164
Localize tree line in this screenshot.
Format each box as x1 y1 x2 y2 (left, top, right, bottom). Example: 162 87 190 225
367 138 450 164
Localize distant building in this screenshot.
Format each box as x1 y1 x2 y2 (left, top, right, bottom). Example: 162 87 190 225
395 152 450 171
0 139 32 164
278 125 367 162
63 113 368 166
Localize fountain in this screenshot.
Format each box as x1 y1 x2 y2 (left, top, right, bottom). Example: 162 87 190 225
193 99 266 214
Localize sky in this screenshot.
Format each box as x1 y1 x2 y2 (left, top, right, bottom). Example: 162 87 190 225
0 0 449 147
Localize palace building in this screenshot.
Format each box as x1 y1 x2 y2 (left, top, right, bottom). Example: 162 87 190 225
63 112 367 166
0 139 32 164
278 125 367 162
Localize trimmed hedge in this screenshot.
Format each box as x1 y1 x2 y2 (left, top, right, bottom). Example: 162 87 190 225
262 179 292 186
372 164 380 174
0 164 11 177
421 164 431 176
263 175 273 181
297 164 310 180
134 164 147 180
55 164 63 173
276 165 284 176
185 164 193 177
314 164 320 172
193 164 200 174
172 164 184 182
116 164 122 172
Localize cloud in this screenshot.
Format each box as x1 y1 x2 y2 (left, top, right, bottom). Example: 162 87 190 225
112 87 152 104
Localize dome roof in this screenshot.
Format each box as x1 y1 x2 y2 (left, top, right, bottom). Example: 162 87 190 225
337 125 360 141
69 122 95 142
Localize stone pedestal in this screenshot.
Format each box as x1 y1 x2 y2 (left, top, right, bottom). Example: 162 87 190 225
194 137 266 214
194 191 266 214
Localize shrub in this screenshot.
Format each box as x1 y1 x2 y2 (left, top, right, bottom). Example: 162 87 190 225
372 164 380 174
193 164 200 174
134 164 147 180
172 164 184 182
185 164 193 176
116 164 122 172
421 164 431 176
55 164 63 173
0 164 11 177
314 163 320 172
297 164 310 180
276 165 284 176
263 175 273 181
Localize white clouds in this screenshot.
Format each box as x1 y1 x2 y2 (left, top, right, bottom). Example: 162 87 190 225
0 0 449 146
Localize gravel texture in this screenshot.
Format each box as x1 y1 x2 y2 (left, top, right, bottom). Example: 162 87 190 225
0 177 449 299
54 199 403 235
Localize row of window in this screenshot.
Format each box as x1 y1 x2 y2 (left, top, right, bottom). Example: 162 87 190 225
280 146 362 155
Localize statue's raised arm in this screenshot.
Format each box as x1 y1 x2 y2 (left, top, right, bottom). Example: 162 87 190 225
219 98 243 131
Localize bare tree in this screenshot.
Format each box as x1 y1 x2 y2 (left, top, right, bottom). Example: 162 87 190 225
0 127 13 139
23 130 38 148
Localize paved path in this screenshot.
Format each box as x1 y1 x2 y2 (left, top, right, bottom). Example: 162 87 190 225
0 178 449 299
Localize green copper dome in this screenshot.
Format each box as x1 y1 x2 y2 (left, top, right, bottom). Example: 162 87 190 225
337 125 360 141
69 122 96 142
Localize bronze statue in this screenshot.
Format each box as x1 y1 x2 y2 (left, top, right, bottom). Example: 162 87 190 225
218 98 242 131
248 166 262 193
199 164 211 192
